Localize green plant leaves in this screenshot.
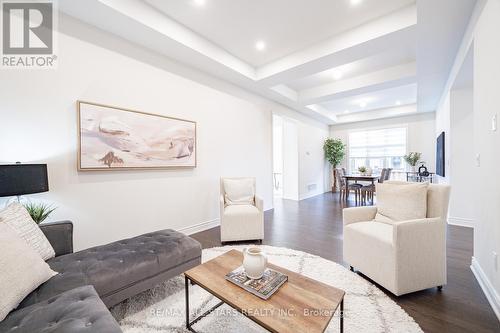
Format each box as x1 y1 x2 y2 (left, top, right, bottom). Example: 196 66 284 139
403 152 422 167
324 138 345 168
22 202 57 224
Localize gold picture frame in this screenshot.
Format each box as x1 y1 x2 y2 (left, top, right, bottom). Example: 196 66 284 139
77 101 197 171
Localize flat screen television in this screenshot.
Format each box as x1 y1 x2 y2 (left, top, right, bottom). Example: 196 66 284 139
436 132 445 177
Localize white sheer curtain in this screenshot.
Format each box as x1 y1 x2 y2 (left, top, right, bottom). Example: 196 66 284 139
348 127 407 174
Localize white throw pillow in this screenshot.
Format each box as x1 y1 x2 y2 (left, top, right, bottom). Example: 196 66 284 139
375 182 428 224
0 223 57 321
223 178 255 205
0 203 55 260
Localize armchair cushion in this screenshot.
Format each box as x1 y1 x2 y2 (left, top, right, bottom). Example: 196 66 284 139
223 178 255 205
224 204 260 218
375 182 428 224
345 221 393 245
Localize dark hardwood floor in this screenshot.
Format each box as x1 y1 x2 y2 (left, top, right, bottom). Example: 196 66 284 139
191 192 500 333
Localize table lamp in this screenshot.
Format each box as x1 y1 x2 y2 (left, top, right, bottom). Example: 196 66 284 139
0 163 49 202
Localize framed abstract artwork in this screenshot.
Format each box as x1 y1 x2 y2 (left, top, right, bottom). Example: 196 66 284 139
77 101 196 171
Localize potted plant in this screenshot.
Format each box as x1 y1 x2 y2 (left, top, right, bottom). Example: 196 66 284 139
23 202 56 224
403 152 422 172
358 166 367 175
323 138 346 192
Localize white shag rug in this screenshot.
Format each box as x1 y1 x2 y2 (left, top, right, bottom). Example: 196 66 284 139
111 245 423 333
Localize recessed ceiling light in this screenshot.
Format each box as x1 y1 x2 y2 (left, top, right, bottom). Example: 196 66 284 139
344 110 350 114
360 101 367 108
332 70 343 80
255 40 266 51
350 0 363 6
193 0 206 6
395 100 402 106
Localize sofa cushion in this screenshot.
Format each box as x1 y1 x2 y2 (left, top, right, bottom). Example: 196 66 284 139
18 265 90 309
0 202 55 260
0 286 122 333
21 229 201 308
223 178 255 205
0 223 57 321
375 182 428 223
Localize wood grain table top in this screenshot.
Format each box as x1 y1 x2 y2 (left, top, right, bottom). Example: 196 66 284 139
185 250 345 333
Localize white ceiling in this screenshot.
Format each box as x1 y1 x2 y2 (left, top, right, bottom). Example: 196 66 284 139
145 0 415 67
59 0 477 125
286 47 416 91
416 0 477 112
319 83 417 115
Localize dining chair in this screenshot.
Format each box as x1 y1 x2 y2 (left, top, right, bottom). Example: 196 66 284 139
384 168 392 181
361 168 386 204
337 168 362 204
379 168 388 183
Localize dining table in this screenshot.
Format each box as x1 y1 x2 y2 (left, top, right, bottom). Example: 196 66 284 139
342 174 380 200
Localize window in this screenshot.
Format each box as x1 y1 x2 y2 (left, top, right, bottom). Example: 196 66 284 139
348 127 407 173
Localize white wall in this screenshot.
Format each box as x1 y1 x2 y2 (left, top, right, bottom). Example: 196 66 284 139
282 118 299 200
0 15 327 250
449 88 475 226
272 115 283 197
272 116 284 176
435 0 500 318
298 122 329 200
471 0 500 316
330 113 436 176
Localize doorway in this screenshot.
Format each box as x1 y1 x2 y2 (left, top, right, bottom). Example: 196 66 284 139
449 45 474 226
272 115 284 198
272 114 299 200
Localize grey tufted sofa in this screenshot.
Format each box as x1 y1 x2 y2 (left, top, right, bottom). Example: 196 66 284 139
0 221 202 333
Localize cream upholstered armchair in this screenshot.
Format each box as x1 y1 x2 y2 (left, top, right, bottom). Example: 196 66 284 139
220 177 264 243
343 182 451 296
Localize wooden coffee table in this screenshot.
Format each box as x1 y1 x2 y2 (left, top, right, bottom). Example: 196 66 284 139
184 250 345 332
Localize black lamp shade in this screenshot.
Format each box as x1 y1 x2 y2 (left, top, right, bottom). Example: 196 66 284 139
0 164 49 197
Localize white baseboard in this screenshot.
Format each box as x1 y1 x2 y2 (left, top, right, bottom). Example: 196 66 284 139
299 193 318 201
448 216 474 228
177 208 274 235
471 257 500 320
177 218 220 235
299 190 329 201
